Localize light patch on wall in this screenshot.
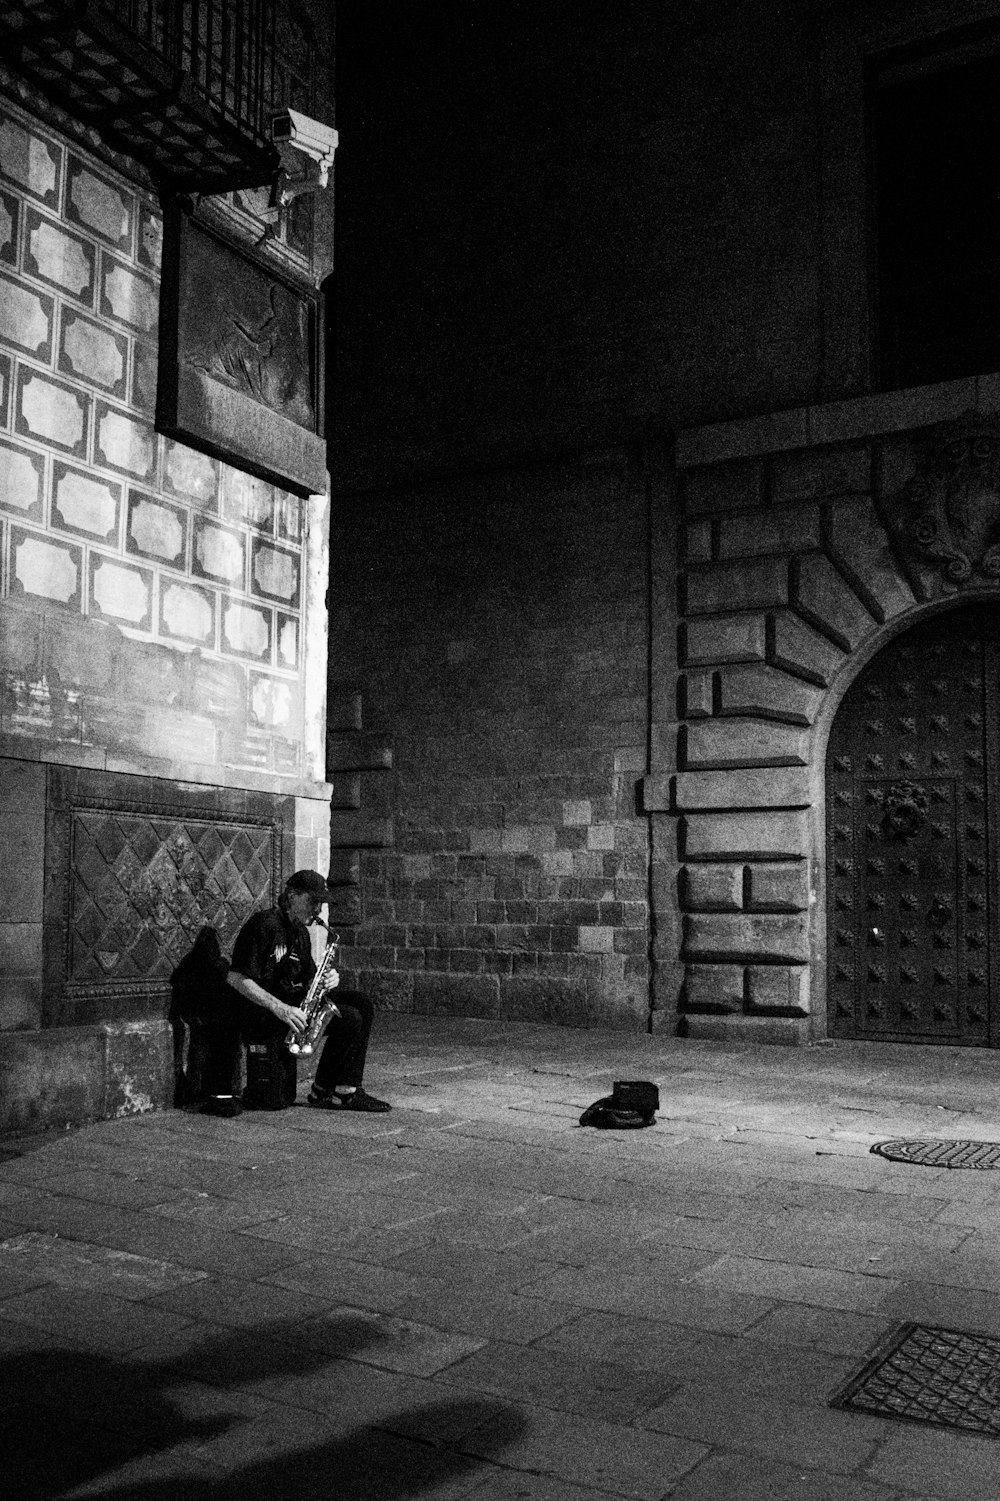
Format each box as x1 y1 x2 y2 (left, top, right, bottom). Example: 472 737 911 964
161 581 213 643
55 468 118 539
0 116 58 200
223 600 269 658
15 533 78 602
92 558 150 625
28 218 91 297
19 371 85 448
251 675 292 728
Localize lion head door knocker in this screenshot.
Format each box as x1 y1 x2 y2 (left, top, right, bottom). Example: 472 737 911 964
883 781 929 840
908 418 1000 585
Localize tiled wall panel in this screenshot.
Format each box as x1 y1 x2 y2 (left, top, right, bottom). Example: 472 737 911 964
0 99 314 780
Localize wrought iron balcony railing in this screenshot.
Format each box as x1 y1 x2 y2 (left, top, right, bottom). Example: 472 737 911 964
0 0 282 193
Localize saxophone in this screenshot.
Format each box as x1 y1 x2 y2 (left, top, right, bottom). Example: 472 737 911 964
286 923 341 1056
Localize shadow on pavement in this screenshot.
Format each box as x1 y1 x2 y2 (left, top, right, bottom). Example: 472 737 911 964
1 1315 525 1500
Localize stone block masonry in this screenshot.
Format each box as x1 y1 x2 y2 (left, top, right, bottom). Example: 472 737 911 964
666 379 1000 1043
330 456 652 1029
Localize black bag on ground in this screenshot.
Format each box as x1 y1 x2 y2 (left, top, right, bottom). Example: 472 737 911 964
244 1037 297 1110
579 1079 659 1129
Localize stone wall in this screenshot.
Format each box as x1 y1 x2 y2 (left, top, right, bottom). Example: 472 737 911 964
329 455 652 1028
654 376 1000 1041
0 88 334 1127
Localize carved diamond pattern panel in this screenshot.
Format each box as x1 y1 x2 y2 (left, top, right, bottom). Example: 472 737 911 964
827 609 995 1045
68 808 275 988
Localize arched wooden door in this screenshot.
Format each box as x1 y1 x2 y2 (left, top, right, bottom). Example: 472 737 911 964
827 607 1000 1045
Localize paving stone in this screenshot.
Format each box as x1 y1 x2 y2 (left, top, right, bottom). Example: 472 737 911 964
0 1284 195 1352
436 1339 678 1422
0 1229 208 1300
392 1283 573 1344
689 1254 898 1312
666 1451 906 1501
460 1403 709 1499
299 1305 487 1376
865 1422 1000 1501
639 1381 892 1471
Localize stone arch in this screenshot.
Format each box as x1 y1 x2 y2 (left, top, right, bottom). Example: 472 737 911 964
670 409 1000 1044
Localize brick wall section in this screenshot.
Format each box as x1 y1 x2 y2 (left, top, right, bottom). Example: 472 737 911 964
328 455 652 1028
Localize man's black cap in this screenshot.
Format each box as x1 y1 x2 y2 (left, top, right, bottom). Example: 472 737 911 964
285 869 333 900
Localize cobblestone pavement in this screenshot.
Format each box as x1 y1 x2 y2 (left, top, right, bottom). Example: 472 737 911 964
4 1016 1000 1500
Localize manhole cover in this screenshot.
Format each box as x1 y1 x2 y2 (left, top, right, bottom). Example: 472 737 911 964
871 1139 1000 1168
830 1324 1000 1436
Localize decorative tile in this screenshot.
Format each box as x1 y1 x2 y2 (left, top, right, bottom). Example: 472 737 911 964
221 599 271 660
126 489 187 568
65 156 132 249
0 270 54 360
137 204 162 273
0 438 44 520
274 487 303 543
192 519 244 586
24 208 94 302
221 466 273 530
94 402 155 479
89 553 153 629
276 612 299 670
52 462 120 543
0 189 19 265
131 339 158 415
249 671 299 731
160 579 215 645
0 350 10 427
10 526 81 610
0 113 60 206
164 440 219 507
58 310 128 397
15 368 88 455
250 538 300 607
100 256 158 334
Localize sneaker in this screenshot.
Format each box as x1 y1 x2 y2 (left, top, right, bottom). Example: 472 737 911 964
200 1096 243 1118
338 1087 391 1113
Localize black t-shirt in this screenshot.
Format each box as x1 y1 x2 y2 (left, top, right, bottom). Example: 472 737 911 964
230 904 316 1004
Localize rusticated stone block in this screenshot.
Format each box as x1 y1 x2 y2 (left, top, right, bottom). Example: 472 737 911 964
683 459 764 514
675 767 810 811
825 498 915 623
326 732 393 771
685 519 713 563
682 864 743 911
771 444 871 503
683 963 744 1012
328 811 392 848
746 862 810 912
768 611 845 686
683 614 766 666
328 773 361 810
746 964 810 1014
682 1014 808 1045
683 912 809 961
683 810 808 860
685 558 787 615
682 719 809 769
684 672 714 717
791 555 876 650
327 690 363 732
328 849 360 885
716 664 822 725
717 504 820 560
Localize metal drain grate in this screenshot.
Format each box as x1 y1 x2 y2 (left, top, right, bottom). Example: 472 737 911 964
870 1139 1000 1168
830 1324 1000 1436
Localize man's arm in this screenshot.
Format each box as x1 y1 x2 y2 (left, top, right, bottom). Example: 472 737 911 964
227 969 308 1034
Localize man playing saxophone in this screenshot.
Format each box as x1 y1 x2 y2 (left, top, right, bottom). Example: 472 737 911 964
205 869 391 1115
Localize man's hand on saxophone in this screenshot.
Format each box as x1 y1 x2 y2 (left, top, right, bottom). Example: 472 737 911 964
227 970 309 1035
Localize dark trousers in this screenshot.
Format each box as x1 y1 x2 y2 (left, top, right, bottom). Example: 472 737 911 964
313 989 376 1092
201 988 375 1098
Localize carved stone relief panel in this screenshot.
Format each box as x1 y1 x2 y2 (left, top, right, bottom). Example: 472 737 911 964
905 416 1000 588
43 766 296 1026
